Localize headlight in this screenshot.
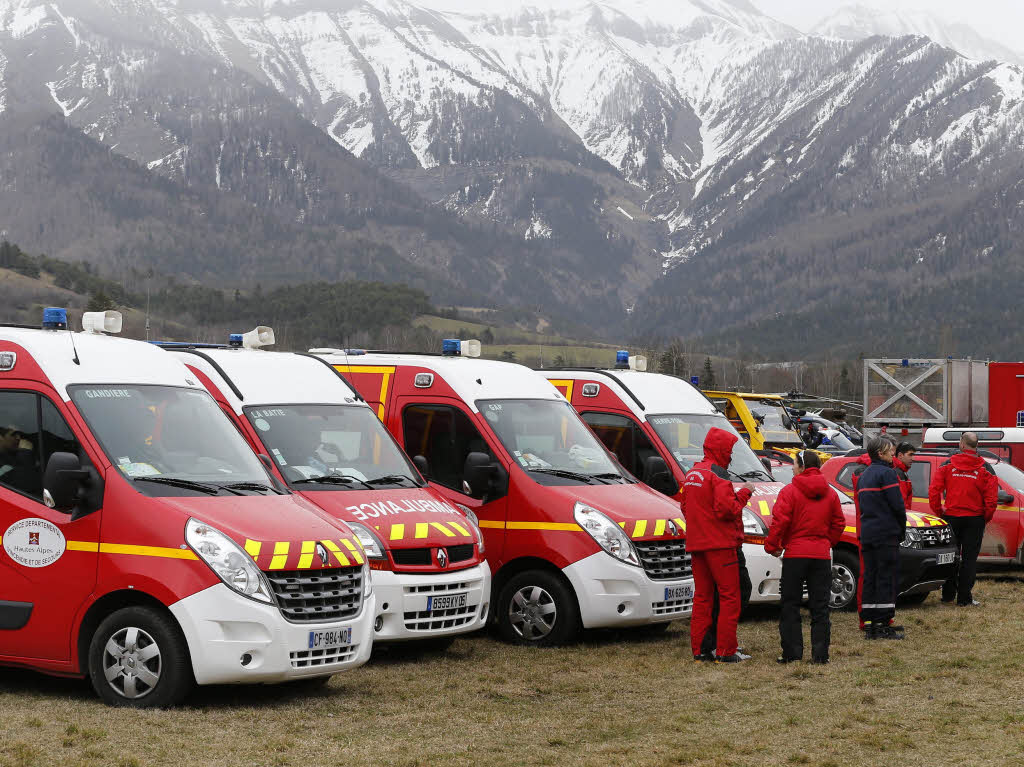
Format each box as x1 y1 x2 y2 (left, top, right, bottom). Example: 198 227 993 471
742 509 768 544
573 502 640 567
456 503 485 554
363 561 373 597
186 518 273 604
902 527 922 549
347 521 386 559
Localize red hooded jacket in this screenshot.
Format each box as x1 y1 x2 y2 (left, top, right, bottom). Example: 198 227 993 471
928 450 998 521
765 467 845 559
680 428 753 552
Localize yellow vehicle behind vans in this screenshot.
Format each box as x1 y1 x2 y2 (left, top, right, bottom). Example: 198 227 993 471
704 391 829 463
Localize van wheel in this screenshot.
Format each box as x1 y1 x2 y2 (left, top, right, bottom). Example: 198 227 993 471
830 551 859 611
88 606 193 708
497 571 580 646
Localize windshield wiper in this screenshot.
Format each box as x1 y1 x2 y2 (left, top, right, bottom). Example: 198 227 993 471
737 470 772 481
365 474 419 486
133 476 220 495
528 468 601 484
589 472 630 484
292 474 373 489
219 482 283 495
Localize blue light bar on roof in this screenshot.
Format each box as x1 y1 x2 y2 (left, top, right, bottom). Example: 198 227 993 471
442 339 461 357
615 350 629 369
228 334 243 347
42 307 68 330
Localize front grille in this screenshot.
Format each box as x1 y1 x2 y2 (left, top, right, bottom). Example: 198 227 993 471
635 539 692 580
290 645 358 668
391 543 475 567
404 580 476 595
919 526 953 547
651 597 693 616
266 567 363 623
403 605 479 632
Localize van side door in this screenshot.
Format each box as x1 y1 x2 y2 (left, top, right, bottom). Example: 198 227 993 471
397 400 509 561
578 411 671 493
0 390 101 663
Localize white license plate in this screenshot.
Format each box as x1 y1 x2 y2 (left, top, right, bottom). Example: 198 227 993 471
664 584 694 601
427 593 468 612
936 552 956 565
307 627 352 650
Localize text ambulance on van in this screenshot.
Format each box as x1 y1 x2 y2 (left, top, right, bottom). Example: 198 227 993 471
542 359 785 605
0 310 373 707
312 341 695 646
162 330 490 646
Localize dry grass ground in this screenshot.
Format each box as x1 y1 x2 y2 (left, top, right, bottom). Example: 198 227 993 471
3 572 1024 767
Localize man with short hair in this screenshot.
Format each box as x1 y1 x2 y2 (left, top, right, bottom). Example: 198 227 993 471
893 442 916 509
929 432 998 606
856 436 907 639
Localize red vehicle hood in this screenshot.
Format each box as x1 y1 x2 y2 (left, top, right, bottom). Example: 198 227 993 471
158 493 364 571
297 487 477 549
546 482 686 542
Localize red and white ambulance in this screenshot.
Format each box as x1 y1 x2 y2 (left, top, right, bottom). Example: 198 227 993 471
541 362 785 606
311 341 694 645
162 331 490 647
0 310 374 707
545 360 956 609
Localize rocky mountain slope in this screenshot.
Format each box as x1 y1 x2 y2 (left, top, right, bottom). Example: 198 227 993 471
1 0 1022 354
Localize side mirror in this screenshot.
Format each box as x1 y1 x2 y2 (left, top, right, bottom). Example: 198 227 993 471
642 456 677 496
462 452 496 499
760 456 775 477
413 455 431 480
43 452 90 514
998 489 1014 505
257 453 275 472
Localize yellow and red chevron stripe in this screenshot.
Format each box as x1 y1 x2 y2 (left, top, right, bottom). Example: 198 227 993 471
371 520 474 542
243 537 364 570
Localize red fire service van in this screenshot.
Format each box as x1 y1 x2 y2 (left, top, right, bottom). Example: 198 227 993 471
311 341 695 645
0 310 374 707
162 330 490 647
544 357 956 609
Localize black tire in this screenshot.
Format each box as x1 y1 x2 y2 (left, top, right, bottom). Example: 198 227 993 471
88 606 193 708
900 592 929 606
496 570 580 646
830 550 860 612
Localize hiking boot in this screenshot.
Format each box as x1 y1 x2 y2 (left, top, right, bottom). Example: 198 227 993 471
776 656 800 664
877 625 905 640
736 650 752 661
958 600 981 607
715 653 748 663
693 653 715 663
811 657 829 665
863 624 879 640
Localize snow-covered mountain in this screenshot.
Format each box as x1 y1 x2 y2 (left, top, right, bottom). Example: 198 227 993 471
812 5 1024 66
1 0 1022 349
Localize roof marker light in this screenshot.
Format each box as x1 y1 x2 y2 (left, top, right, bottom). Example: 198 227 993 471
460 340 481 358
228 334 243 347
442 339 461 357
81 310 122 335
615 350 629 369
241 326 275 349
42 307 68 330
628 355 648 372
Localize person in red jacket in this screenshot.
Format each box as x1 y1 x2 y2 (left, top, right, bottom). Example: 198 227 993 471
766 451 845 663
893 442 916 509
929 432 998 606
681 428 753 663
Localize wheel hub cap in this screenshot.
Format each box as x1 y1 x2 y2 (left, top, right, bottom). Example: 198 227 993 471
102 626 162 700
509 585 557 641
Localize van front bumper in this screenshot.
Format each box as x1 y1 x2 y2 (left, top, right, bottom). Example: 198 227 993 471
370 563 490 642
744 543 783 604
170 583 375 685
563 551 694 629
898 544 958 597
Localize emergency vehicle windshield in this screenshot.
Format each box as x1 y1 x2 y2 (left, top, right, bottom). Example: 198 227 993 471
478 399 629 484
70 385 273 495
993 462 1024 494
648 414 773 481
243 404 422 489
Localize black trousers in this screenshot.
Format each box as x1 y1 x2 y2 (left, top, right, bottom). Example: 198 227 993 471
779 557 831 661
942 515 986 604
861 541 900 626
701 547 750 656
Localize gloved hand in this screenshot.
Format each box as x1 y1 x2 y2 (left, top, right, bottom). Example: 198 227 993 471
736 487 753 506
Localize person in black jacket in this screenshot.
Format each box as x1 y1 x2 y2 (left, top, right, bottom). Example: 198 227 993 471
855 436 908 640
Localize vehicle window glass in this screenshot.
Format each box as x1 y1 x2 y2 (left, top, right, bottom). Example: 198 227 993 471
908 461 931 499
980 445 1011 461
402 404 492 492
478 399 622 479
245 404 417 486
647 413 772 480
835 463 857 489
0 391 42 499
70 385 268 490
581 412 657 476
748 400 802 445
40 397 83 467
993 462 1024 494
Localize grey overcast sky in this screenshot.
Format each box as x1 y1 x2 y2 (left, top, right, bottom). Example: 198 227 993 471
420 1 1024 53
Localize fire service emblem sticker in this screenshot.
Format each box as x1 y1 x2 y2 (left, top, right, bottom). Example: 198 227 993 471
3 518 66 567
